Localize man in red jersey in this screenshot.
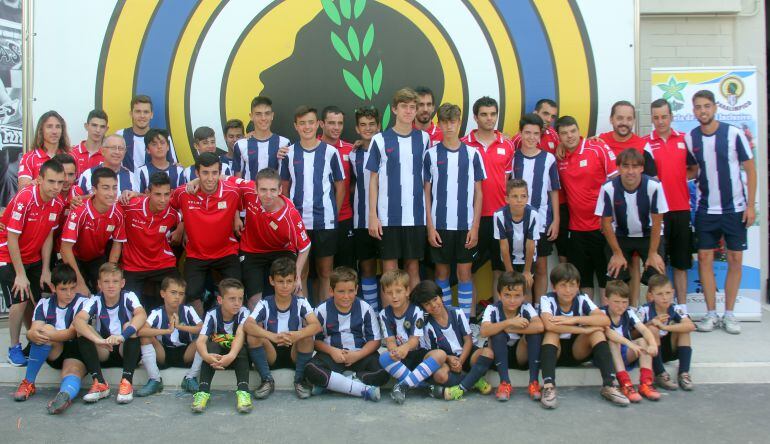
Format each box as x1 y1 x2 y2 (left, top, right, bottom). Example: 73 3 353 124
51 154 85 255
170 152 242 315
120 172 181 309
319 106 356 270
0 160 66 366
230 168 310 308
61 167 126 295
71 110 108 177
644 99 696 304
598 101 658 306
462 96 514 302
413 86 443 146
555 116 617 301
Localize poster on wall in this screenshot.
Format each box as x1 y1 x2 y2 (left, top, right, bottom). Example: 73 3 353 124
651 66 762 321
0 0 21 316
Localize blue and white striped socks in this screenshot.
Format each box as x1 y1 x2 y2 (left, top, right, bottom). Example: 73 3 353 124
361 277 379 311
458 281 473 319
436 279 452 306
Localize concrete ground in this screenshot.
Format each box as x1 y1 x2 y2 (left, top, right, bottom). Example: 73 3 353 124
1 384 768 444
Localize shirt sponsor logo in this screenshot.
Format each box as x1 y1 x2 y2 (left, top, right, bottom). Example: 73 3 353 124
218 201 227 210
269 221 278 230
343 154 349 161
159 225 168 233
48 213 57 221
497 148 506 155
579 159 588 167
677 142 685 149
106 225 115 232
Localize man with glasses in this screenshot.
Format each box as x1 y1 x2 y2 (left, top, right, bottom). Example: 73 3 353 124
79 135 139 199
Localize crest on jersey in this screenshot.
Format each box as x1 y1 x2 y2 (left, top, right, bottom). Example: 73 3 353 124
95 0 600 166
403 320 411 331
415 318 424 329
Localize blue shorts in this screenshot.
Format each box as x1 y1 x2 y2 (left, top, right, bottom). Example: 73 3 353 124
695 212 747 251
620 344 638 370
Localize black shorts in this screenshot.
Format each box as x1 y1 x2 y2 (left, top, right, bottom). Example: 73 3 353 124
401 348 429 370
536 235 554 258
240 250 296 297
505 338 529 370
557 335 590 367
46 340 82 370
380 226 426 260
307 229 337 258
160 344 189 369
430 230 477 264
334 218 356 268
568 230 608 288
473 216 504 272
123 267 180 309
353 229 379 261
695 211 747 251
183 255 241 302
554 204 570 257
605 236 666 284
272 343 295 369
660 334 680 363
77 256 107 294
664 210 694 270
0 260 43 306
101 348 126 368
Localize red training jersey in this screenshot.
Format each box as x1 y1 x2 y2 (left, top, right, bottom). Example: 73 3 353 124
18 148 61 181
0 185 65 264
462 130 515 217
169 180 242 260
54 185 85 253
231 178 311 254
643 129 691 212
120 196 180 272
557 138 617 231
60 198 126 261
71 141 105 177
324 138 354 222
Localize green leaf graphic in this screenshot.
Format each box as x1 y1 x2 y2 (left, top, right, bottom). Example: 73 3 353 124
372 60 382 94
362 64 373 99
330 31 352 61
340 0 352 19
353 0 366 18
343 69 366 100
321 0 341 26
347 26 360 61
382 104 391 129
362 23 374 56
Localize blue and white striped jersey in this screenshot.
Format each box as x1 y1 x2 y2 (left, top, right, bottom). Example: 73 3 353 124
600 306 641 340
493 204 540 265
637 302 689 337
249 295 314 334
379 304 425 347
135 163 185 193
232 134 288 181
423 143 486 230
481 300 538 345
33 293 89 330
420 307 471 357
146 304 202 347
512 149 560 233
200 305 250 336
315 299 381 351
280 142 345 230
685 122 753 214
595 175 668 238
79 165 139 193
80 291 142 338
349 147 371 230
539 292 599 339
365 128 430 227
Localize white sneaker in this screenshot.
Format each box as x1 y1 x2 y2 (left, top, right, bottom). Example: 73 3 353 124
722 315 741 335
697 314 719 332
